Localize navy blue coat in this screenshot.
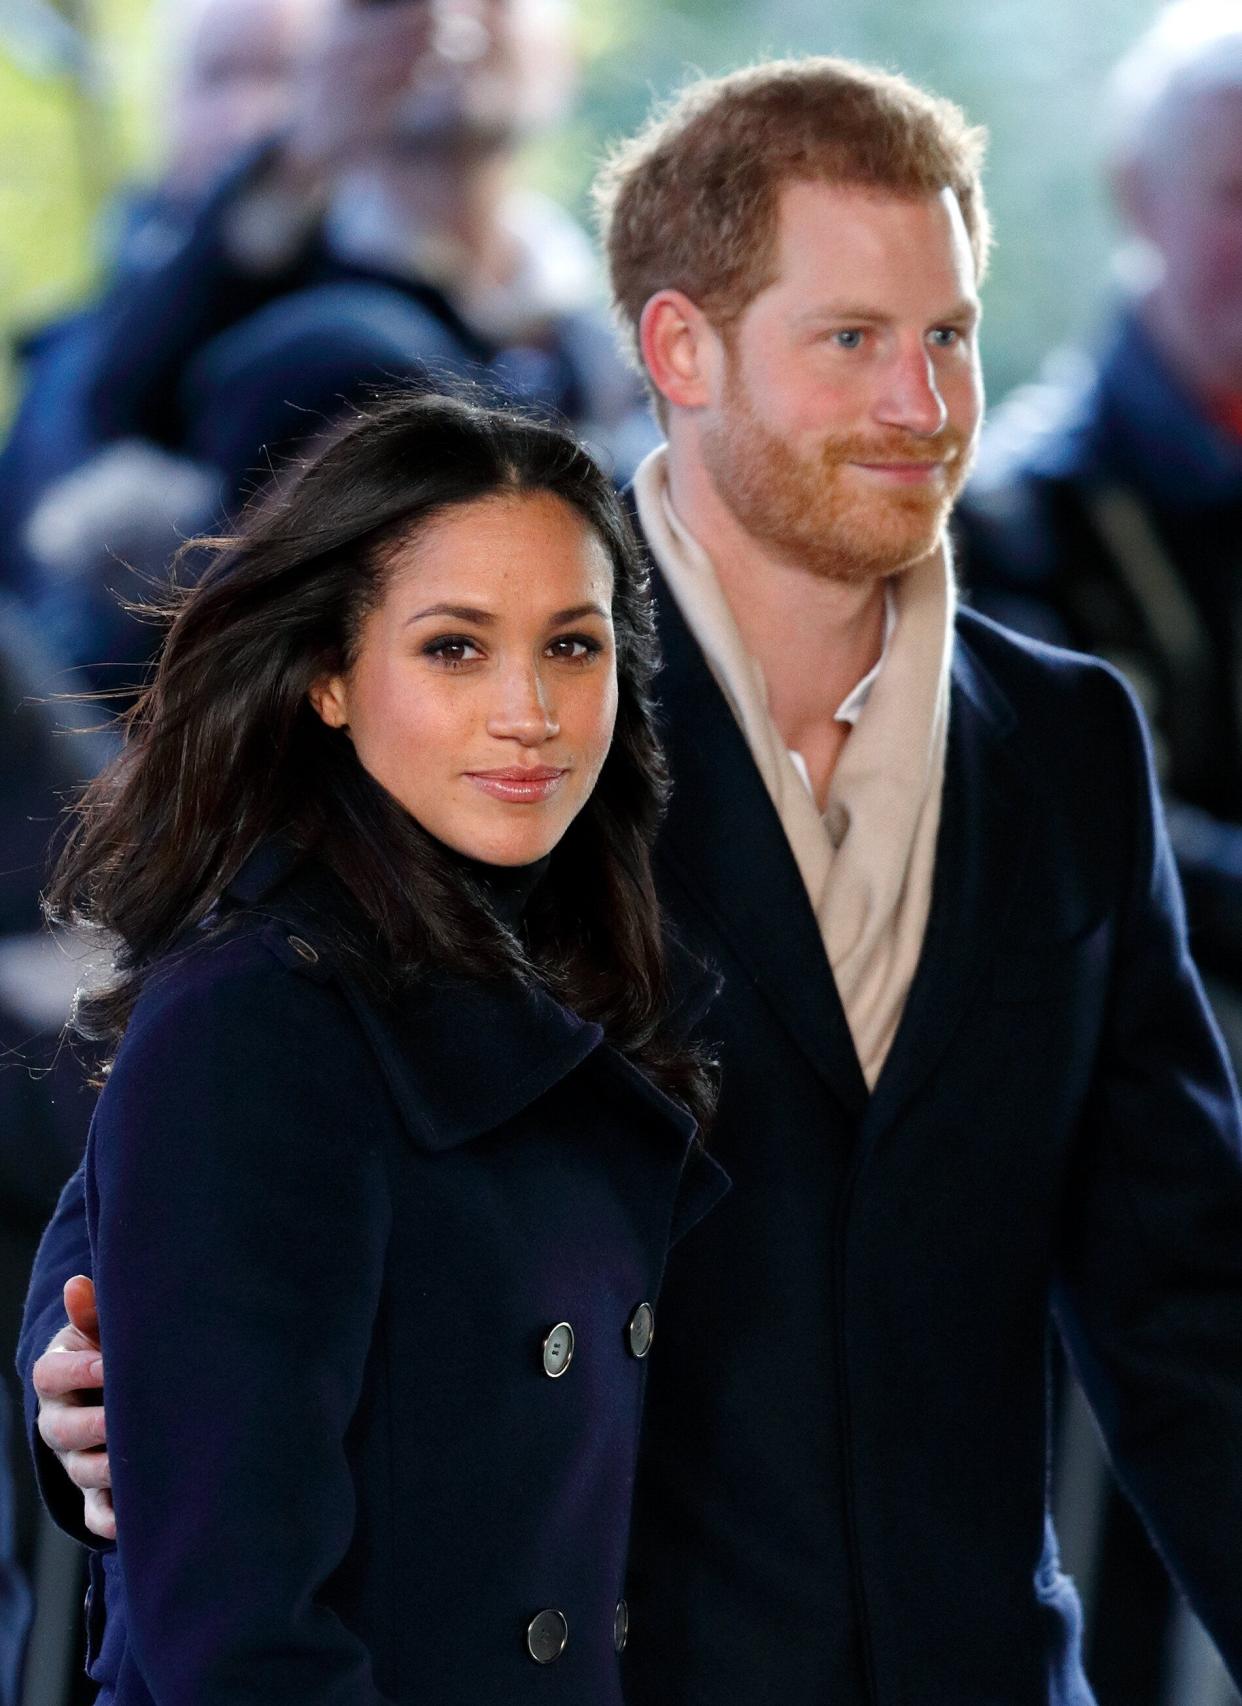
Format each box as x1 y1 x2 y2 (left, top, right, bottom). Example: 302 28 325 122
618 586 1242 1706
24 847 726 1703
22 588 1242 1705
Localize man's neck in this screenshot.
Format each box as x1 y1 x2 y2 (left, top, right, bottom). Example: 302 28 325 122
666 441 889 804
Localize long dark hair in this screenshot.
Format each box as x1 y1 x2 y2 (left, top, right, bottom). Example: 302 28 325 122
48 393 715 1127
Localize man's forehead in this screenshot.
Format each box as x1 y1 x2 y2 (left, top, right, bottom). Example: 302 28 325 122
768 180 977 287
775 178 966 231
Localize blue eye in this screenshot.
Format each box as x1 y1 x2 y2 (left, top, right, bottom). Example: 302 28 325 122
833 329 864 349
928 327 961 347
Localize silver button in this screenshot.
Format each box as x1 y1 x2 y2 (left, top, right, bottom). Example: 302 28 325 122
527 1608 568 1663
627 1302 655 1359
286 935 319 964
614 1599 629 1653
542 1322 574 1378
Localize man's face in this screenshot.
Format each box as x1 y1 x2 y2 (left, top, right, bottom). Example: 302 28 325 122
1130 85 1242 392
697 180 983 584
319 0 575 159
170 0 324 193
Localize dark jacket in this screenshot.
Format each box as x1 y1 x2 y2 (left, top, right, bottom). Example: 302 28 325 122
617 582 1242 1706
22 588 1242 1705
0 1385 30 1706
27 845 726 1704
955 305 1242 985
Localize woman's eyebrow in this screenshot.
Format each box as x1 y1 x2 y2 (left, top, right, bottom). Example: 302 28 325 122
549 603 610 624
406 600 610 628
406 603 495 625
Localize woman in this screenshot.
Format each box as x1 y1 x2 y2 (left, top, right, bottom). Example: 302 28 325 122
47 393 725 1703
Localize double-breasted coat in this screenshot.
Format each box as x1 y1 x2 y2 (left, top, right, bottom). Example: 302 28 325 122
28 844 726 1704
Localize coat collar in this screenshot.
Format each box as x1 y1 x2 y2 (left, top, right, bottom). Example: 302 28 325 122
645 536 1032 1128
226 838 713 1156
862 614 1030 1141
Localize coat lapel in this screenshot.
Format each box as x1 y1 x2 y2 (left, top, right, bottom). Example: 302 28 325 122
228 839 714 1155
864 623 1033 1143
651 569 870 1119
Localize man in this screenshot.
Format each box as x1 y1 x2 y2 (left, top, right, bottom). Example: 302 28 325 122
0 0 327 599
21 57 1242 1705
956 0 1242 1062
949 14 1242 1695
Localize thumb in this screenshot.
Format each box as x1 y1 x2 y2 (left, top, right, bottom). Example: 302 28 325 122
63 1275 100 1348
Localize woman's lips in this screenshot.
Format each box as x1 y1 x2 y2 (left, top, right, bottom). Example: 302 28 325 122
465 767 569 803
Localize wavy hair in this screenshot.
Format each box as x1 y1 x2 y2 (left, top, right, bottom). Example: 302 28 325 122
48 393 715 1128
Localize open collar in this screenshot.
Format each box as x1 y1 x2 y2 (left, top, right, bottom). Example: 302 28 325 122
644 532 1031 1128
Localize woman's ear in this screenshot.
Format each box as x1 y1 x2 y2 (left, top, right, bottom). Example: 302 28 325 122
309 673 350 730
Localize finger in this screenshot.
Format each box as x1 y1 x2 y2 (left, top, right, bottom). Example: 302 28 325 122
84 1488 116 1542
63 1275 100 1345
33 1347 104 1400
64 1449 110 1492
39 1402 108 1458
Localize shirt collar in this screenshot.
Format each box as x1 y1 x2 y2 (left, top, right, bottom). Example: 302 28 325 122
831 583 898 727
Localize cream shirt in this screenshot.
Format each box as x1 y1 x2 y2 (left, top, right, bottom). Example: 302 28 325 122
633 446 956 1087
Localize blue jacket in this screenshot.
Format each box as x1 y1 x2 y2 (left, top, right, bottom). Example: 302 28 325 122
955 305 1242 985
22 592 1242 1704
26 846 726 1704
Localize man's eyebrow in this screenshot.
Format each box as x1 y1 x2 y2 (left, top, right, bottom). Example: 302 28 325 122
796 299 981 325
937 299 981 325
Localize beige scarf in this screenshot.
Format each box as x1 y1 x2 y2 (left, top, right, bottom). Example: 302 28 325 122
633 447 955 1087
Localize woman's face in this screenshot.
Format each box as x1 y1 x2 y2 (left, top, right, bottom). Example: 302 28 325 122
312 491 619 867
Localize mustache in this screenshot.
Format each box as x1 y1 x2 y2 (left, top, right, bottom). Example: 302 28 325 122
819 430 972 467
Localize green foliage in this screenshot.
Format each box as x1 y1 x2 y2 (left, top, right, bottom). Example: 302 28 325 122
0 0 159 419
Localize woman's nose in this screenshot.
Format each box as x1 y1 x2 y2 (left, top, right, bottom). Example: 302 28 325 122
485 663 560 744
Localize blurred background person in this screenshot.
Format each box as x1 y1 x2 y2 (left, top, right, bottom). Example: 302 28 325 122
955 6 1242 1703
0 1385 31 1706
0 0 328 606
957 0 1242 1064
2 0 653 700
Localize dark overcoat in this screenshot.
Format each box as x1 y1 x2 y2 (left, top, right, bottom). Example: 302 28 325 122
21 583 1242 1705
618 585 1242 1706
25 846 726 1704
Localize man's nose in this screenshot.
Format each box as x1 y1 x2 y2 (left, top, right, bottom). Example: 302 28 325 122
486 662 560 744
873 343 948 437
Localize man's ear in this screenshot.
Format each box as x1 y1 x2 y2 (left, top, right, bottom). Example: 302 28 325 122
639 289 721 413
309 673 349 730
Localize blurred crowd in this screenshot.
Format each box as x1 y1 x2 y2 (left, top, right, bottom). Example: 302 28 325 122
3 1 1242 1703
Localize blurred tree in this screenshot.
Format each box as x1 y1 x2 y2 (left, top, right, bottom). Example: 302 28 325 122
0 0 153 418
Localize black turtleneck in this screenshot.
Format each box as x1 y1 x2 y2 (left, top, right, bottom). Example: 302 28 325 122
455 851 551 936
